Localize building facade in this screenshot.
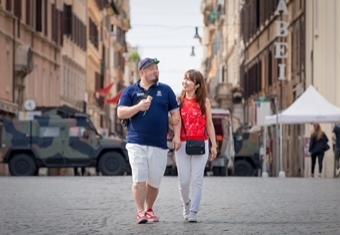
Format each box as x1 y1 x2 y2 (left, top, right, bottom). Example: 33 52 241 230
240 0 306 177
200 0 243 127
305 0 340 178
59 0 87 113
106 0 131 138
86 0 129 134
0 0 63 175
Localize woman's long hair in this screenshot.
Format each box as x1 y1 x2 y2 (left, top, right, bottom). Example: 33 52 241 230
312 123 323 140
178 69 207 115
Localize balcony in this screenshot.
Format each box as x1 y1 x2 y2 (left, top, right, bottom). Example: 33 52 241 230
215 83 233 110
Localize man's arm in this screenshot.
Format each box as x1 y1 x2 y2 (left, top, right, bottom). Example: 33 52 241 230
169 109 181 136
117 104 142 119
117 88 151 119
169 109 181 151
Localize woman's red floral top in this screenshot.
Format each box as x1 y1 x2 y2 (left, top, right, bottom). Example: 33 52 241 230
180 97 208 142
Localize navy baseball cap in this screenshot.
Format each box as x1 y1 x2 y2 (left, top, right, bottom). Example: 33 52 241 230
138 58 160 71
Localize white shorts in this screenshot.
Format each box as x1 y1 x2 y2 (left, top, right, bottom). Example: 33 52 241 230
126 143 168 188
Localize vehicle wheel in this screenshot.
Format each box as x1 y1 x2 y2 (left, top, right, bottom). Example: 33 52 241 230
126 164 132 176
234 160 253 177
220 166 227 176
98 151 126 176
34 168 39 176
9 153 36 176
213 167 220 176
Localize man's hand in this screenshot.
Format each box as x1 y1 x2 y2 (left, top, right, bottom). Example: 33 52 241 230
172 136 181 151
138 99 151 111
209 145 217 161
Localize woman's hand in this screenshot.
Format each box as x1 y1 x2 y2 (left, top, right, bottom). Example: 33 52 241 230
210 145 217 161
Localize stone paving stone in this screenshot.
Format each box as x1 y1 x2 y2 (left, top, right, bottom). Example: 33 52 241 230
0 176 339 235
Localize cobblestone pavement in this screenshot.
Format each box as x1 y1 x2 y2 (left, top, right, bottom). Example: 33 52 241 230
0 176 339 235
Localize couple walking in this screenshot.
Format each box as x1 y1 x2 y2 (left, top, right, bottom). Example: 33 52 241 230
117 57 217 223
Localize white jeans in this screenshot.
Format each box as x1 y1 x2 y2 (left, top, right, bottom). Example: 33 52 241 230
175 140 209 213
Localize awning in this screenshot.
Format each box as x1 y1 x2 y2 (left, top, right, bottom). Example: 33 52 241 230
106 88 124 104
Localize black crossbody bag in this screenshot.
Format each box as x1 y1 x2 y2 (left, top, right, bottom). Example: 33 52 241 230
120 87 154 128
180 112 206 155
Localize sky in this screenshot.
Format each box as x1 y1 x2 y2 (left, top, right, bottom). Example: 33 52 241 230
126 0 204 95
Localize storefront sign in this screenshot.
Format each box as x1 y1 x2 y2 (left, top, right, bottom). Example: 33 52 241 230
274 0 289 81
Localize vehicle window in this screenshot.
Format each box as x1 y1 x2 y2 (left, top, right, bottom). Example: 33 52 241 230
40 127 60 137
69 127 86 137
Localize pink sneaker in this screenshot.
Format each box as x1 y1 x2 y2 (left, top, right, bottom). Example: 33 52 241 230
136 210 148 224
145 208 159 222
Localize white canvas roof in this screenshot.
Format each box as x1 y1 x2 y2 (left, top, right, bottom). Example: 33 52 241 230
264 85 340 125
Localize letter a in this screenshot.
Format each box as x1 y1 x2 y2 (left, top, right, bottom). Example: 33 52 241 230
274 0 289 16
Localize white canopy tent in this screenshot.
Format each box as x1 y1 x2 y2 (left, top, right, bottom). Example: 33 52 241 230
265 85 340 125
261 85 340 178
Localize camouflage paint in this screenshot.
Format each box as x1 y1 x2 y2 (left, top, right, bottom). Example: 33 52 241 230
234 131 260 163
0 114 128 167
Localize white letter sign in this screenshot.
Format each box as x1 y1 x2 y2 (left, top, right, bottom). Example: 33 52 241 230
274 0 289 16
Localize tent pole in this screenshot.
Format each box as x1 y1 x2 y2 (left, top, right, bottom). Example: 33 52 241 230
279 122 286 178
262 126 268 177
275 97 280 176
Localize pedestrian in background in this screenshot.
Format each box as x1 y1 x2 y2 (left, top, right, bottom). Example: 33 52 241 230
117 57 181 224
174 69 217 222
332 123 340 176
309 123 329 178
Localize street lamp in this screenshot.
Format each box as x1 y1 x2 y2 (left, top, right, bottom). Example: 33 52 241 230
190 46 195 56
194 27 200 39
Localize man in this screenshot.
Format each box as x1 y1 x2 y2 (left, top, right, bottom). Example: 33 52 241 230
332 123 340 176
117 57 181 224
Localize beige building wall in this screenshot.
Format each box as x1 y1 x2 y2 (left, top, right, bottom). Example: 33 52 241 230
87 0 104 129
0 0 62 175
305 0 340 178
60 0 87 110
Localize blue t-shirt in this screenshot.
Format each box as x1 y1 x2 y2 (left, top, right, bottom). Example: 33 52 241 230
118 80 179 149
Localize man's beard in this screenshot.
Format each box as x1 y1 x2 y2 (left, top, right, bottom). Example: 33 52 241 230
151 76 159 84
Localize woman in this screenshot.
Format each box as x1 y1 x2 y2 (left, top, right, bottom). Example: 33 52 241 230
309 123 329 178
175 69 217 222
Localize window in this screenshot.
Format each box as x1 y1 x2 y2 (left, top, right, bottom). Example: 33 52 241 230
40 127 60 137
89 18 98 49
26 0 32 26
35 0 42 32
64 4 72 36
5 0 11 12
43 0 48 36
69 126 85 137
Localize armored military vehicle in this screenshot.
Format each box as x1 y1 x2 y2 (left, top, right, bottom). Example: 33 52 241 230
0 110 129 176
232 126 261 176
